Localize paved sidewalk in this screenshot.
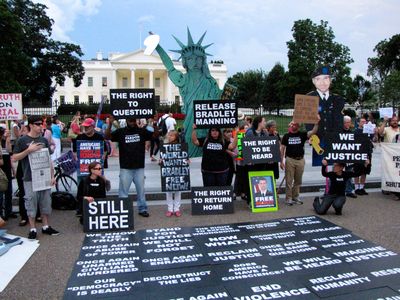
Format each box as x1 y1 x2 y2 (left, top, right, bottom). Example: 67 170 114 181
1 190 400 299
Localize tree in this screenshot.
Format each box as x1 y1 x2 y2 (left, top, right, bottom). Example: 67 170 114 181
347 75 375 113
286 19 354 98
0 0 84 105
368 34 400 108
381 70 400 110
226 69 265 108
262 63 288 113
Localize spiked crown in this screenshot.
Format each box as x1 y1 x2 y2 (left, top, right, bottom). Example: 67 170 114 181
170 28 213 60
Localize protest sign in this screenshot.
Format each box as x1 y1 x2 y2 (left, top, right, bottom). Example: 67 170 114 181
249 171 278 212
55 150 77 175
293 94 319 124
324 133 371 163
242 136 280 164
193 100 237 128
234 129 245 161
220 83 237 100
379 107 393 119
83 198 134 233
160 143 190 192
77 140 104 176
28 148 52 191
363 122 376 135
110 88 155 119
0 93 23 121
191 186 234 215
381 143 400 193
65 216 400 299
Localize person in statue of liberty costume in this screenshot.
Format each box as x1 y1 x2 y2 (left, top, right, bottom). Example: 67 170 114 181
151 29 222 157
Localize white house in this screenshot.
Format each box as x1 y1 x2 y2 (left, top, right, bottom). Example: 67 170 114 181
52 49 228 107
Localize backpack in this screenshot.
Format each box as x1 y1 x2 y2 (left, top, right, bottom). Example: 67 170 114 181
158 116 169 136
51 191 77 210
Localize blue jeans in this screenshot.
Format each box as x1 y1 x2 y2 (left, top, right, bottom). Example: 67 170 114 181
119 168 147 213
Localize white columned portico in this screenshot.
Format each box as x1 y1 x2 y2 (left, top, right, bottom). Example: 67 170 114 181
111 68 117 88
166 76 172 105
149 69 154 88
130 68 136 88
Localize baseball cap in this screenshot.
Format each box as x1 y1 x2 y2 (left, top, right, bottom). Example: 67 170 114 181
82 118 95 127
312 66 331 78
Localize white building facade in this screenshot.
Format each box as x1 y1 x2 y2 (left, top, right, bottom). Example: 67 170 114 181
53 50 228 107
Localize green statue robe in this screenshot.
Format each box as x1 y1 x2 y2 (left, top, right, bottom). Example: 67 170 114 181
155 45 222 157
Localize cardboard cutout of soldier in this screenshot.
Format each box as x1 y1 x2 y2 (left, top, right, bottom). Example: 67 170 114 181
307 66 345 166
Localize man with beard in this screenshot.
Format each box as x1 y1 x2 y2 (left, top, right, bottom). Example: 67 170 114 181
105 117 152 217
378 115 399 143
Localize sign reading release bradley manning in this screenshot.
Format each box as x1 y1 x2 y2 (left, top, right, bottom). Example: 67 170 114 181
193 100 237 128
110 89 155 119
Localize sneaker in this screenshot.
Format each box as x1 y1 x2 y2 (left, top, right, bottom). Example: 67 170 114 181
28 230 37 240
139 211 150 217
346 193 357 198
293 198 303 205
175 211 182 217
359 188 368 195
42 226 60 236
165 211 173 217
285 199 294 206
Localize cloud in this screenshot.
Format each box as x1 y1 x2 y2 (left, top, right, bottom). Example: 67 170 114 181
137 15 155 24
35 0 102 42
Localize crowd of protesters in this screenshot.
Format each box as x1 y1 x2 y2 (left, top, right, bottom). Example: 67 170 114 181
0 104 399 234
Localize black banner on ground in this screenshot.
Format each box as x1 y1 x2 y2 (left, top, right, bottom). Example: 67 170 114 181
242 135 280 164
160 142 190 192
110 88 155 119
64 216 400 299
191 186 234 215
83 198 134 233
325 133 371 163
193 100 237 128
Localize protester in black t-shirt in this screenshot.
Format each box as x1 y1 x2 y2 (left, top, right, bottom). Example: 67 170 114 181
76 161 110 224
280 120 318 206
0 127 15 220
192 125 233 186
105 117 152 217
313 159 368 215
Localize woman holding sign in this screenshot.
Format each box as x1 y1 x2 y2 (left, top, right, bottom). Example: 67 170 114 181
76 161 110 224
192 124 234 187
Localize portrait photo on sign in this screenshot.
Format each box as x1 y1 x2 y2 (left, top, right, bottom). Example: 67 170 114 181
248 171 278 212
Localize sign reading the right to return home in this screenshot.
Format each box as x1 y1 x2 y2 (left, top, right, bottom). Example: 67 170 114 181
293 94 319 124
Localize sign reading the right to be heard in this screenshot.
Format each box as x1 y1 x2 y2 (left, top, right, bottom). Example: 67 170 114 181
83 198 134 232
191 186 234 215
242 136 280 164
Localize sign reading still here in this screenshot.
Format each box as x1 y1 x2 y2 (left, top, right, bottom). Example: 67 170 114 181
83 198 134 232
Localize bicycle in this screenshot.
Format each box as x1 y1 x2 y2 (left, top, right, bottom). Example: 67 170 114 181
54 151 78 193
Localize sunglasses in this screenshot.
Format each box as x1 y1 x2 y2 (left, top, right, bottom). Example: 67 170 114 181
33 122 43 126
92 167 102 170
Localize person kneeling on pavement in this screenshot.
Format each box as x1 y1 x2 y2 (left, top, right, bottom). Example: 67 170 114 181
313 158 369 215
76 161 110 224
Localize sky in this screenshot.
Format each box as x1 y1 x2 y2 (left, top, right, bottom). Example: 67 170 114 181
37 0 400 78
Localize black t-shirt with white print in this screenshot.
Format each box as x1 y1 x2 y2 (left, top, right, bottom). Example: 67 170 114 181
111 126 152 169
198 137 229 172
281 131 308 158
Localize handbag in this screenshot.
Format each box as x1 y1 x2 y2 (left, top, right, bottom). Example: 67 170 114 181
0 169 9 192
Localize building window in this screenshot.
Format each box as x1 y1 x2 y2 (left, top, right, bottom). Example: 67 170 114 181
175 95 180 105
139 77 144 88
88 95 94 105
102 77 107 87
155 77 161 88
60 95 65 105
74 95 79 105
59 81 64 87
88 77 93 87
122 77 128 88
